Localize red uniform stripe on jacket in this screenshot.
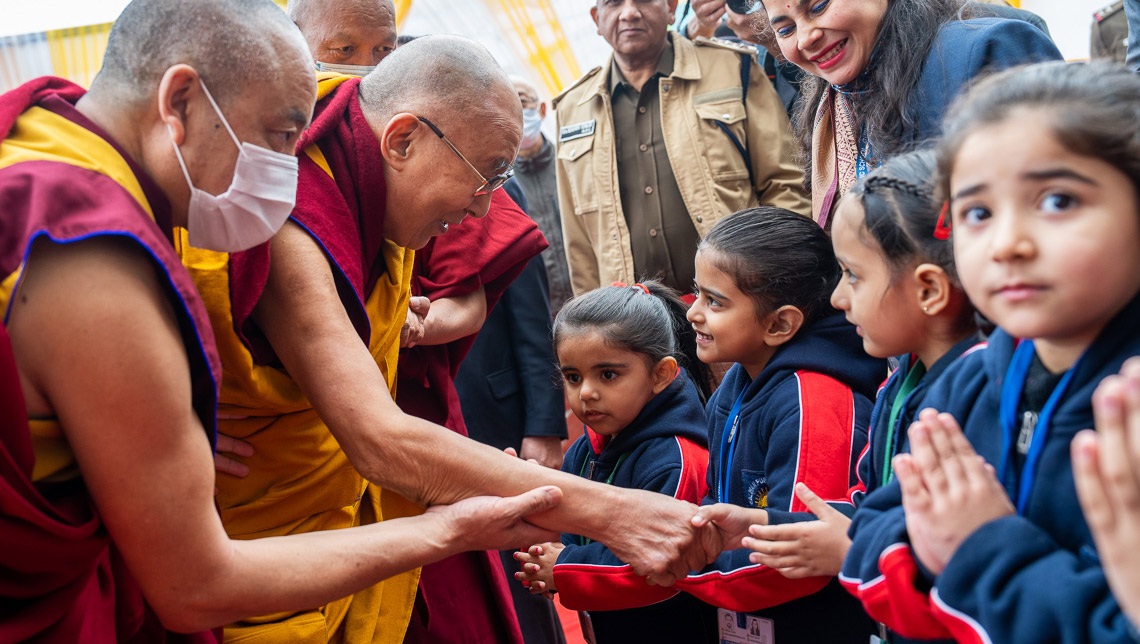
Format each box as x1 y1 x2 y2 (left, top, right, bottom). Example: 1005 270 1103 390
791 371 857 512
839 543 952 640
931 589 992 644
553 564 678 611
674 436 709 503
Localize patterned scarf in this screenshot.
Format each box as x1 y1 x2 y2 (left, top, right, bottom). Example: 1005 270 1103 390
810 86 861 230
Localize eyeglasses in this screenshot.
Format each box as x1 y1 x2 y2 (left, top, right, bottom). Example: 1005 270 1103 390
416 116 513 196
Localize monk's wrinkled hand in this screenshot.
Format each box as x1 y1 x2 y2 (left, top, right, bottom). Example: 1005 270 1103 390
429 485 562 553
214 433 254 479
601 492 702 586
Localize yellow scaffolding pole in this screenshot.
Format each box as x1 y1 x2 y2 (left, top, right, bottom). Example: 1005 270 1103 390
488 0 582 99
46 23 111 89
395 0 414 28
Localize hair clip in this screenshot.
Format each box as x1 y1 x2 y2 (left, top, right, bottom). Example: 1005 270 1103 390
611 281 649 295
933 201 951 240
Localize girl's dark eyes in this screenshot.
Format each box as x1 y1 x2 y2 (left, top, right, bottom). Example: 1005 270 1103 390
562 373 581 384
1041 192 1077 213
601 370 619 381
960 206 991 225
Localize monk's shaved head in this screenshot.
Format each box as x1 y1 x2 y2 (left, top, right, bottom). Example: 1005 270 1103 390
288 0 397 67
289 0 395 29
93 0 311 107
359 34 520 152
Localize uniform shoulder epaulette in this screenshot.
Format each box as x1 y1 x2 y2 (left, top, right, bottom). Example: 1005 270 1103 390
692 36 757 56
1094 0 1124 22
553 67 602 108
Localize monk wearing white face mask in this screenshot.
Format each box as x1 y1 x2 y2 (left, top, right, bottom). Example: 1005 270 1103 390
0 0 564 641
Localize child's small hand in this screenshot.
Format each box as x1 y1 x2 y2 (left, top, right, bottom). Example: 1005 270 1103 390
691 503 768 555
514 542 564 597
1073 358 1140 629
897 409 1013 575
743 483 851 578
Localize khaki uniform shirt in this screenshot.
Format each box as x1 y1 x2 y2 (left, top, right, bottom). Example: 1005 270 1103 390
554 34 809 295
609 38 700 291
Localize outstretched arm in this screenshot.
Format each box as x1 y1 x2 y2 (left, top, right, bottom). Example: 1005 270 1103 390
7 236 561 632
252 223 713 582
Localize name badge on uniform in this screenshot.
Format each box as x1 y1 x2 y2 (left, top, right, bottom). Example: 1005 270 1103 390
717 608 774 644
560 120 595 142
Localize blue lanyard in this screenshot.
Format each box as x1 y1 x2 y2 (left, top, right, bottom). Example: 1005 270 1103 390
997 341 1078 515
717 389 749 504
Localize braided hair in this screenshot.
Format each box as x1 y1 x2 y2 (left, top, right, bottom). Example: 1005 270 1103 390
846 149 958 283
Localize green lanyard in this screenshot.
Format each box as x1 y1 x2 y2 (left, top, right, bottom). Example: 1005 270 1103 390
881 360 926 488
577 452 629 546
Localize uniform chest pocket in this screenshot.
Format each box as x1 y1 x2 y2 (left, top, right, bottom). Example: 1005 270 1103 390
695 99 750 182
557 135 599 215
739 468 769 509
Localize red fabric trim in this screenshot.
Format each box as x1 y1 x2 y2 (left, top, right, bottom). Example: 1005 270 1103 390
847 442 870 503
0 76 84 140
553 564 679 611
841 543 952 640
677 565 829 612
790 372 856 511
673 436 709 503
931 590 992 644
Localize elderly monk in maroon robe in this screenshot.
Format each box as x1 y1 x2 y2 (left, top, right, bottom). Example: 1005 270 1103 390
288 4 546 637
0 1 563 642
209 33 726 642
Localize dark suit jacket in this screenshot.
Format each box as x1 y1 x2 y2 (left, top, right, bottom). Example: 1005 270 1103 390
455 253 566 450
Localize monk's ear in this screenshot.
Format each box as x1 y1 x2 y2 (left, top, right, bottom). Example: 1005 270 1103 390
538 102 547 120
156 64 200 145
590 5 600 30
378 112 420 170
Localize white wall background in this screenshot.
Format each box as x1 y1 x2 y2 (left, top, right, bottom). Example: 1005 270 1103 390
1023 0 1115 60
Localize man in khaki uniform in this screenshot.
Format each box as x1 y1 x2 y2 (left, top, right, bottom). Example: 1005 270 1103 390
555 0 808 295
1091 1 1128 63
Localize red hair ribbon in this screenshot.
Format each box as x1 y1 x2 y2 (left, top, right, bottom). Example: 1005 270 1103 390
611 281 650 295
933 201 951 240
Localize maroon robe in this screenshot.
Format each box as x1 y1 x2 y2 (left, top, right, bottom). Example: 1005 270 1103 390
0 77 220 643
398 194 547 644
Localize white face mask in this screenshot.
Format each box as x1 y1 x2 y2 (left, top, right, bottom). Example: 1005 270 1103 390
315 61 377 76
170 79 299 252
520 107 543 150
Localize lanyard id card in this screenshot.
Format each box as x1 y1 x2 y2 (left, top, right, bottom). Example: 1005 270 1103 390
717 608 774 644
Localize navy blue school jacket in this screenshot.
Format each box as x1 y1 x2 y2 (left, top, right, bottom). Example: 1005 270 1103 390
552 370 716 643
852 336 986 506
842 294 1140 643
670 312 883 643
